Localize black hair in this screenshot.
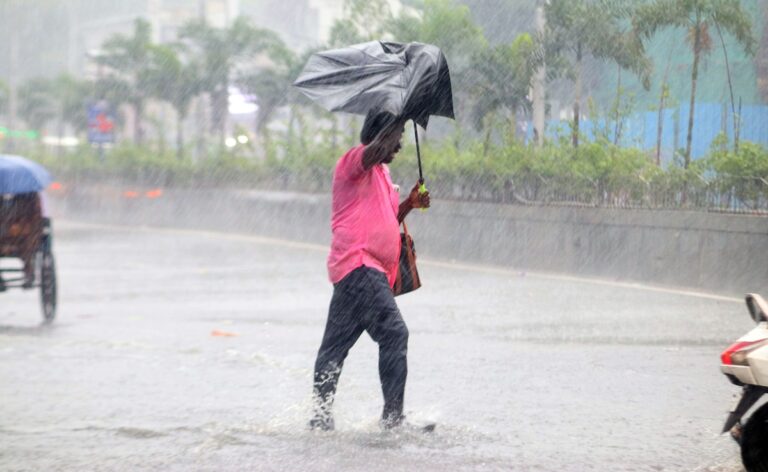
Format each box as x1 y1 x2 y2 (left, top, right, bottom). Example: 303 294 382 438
360 109 399 145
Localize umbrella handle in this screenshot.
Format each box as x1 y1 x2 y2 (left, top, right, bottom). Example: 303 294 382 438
419 183 428 212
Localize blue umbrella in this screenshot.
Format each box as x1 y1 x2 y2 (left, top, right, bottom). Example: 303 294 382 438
0 155 52 194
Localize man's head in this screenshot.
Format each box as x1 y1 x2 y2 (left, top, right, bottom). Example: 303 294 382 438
361 110 405 164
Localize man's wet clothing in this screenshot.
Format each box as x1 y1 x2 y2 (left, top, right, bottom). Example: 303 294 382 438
313 266 409 427
327 145 401 288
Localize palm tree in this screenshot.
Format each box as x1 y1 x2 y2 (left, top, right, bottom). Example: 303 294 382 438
50 74 89 140
96 18 154 144
144 45 203 158
179 16 282 145
238 42 303 152
758 5 768 103
634 0 755 168
544 0 651 148
17 75 89 150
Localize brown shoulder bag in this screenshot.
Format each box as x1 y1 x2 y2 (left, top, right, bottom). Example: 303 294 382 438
393 221 421 296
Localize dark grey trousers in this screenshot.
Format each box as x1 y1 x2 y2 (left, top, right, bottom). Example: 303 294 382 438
313 266 409 422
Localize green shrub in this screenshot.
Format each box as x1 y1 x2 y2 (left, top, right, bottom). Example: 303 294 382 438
21 134 768 211
704 137 768 209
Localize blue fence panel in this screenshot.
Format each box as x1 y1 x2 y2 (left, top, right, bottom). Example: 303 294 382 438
741 105 768 145
693 103 722 158
529 103 768 160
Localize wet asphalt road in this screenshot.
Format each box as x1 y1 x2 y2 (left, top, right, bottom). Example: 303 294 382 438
0 221 752 471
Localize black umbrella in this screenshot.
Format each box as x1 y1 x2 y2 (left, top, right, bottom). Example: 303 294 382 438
294 40 455 182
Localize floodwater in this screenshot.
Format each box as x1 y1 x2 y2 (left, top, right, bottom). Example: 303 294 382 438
0 222 750 471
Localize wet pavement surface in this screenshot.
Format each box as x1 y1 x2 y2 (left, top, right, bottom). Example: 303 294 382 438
0 221 751 471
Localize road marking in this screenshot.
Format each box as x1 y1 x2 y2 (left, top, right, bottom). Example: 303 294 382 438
422 260 741 303
61 220 742 304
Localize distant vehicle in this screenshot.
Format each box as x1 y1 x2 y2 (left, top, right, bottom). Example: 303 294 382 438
0 155 57 321
720 293 768 471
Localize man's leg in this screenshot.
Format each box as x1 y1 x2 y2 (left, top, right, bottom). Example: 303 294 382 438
311 270 366 430
360 269 409 427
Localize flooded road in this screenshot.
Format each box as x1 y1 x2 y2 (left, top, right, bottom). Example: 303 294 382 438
0 222 750 471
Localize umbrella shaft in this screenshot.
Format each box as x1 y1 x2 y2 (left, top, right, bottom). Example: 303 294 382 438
414 122 423 182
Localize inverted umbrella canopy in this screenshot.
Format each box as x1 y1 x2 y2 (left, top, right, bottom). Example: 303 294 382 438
293 41 454 128
0 155 52 195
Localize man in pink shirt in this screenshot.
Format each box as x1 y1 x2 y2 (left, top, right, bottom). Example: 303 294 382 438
310 110 430 431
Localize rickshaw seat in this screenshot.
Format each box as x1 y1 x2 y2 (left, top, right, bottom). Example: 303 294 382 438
0 193 43 258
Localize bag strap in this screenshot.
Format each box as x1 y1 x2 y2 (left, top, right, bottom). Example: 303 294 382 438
401 221 414 254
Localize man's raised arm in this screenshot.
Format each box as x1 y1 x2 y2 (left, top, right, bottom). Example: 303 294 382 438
362 133 394 170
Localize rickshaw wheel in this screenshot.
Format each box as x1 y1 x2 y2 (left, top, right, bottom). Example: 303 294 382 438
40 250 57 322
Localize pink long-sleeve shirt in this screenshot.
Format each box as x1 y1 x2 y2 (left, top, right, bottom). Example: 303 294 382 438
327 144 401 288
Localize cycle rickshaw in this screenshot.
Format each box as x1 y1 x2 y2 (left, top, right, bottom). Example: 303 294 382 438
0 155 57 322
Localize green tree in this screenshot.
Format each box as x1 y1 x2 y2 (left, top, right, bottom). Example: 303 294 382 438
470 33 537 152
388 0 488 139
459 0 537 44
634 0 756 168
328 0 393 46
18 78 56 132
179 16 282 145
323 0 488 145
389 0 487 66
96 18 154 144
544 0 651 148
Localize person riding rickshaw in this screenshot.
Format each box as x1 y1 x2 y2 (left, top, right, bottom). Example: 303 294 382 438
0 154 57 321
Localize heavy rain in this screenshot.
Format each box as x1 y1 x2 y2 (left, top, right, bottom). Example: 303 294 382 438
1 1 768 471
